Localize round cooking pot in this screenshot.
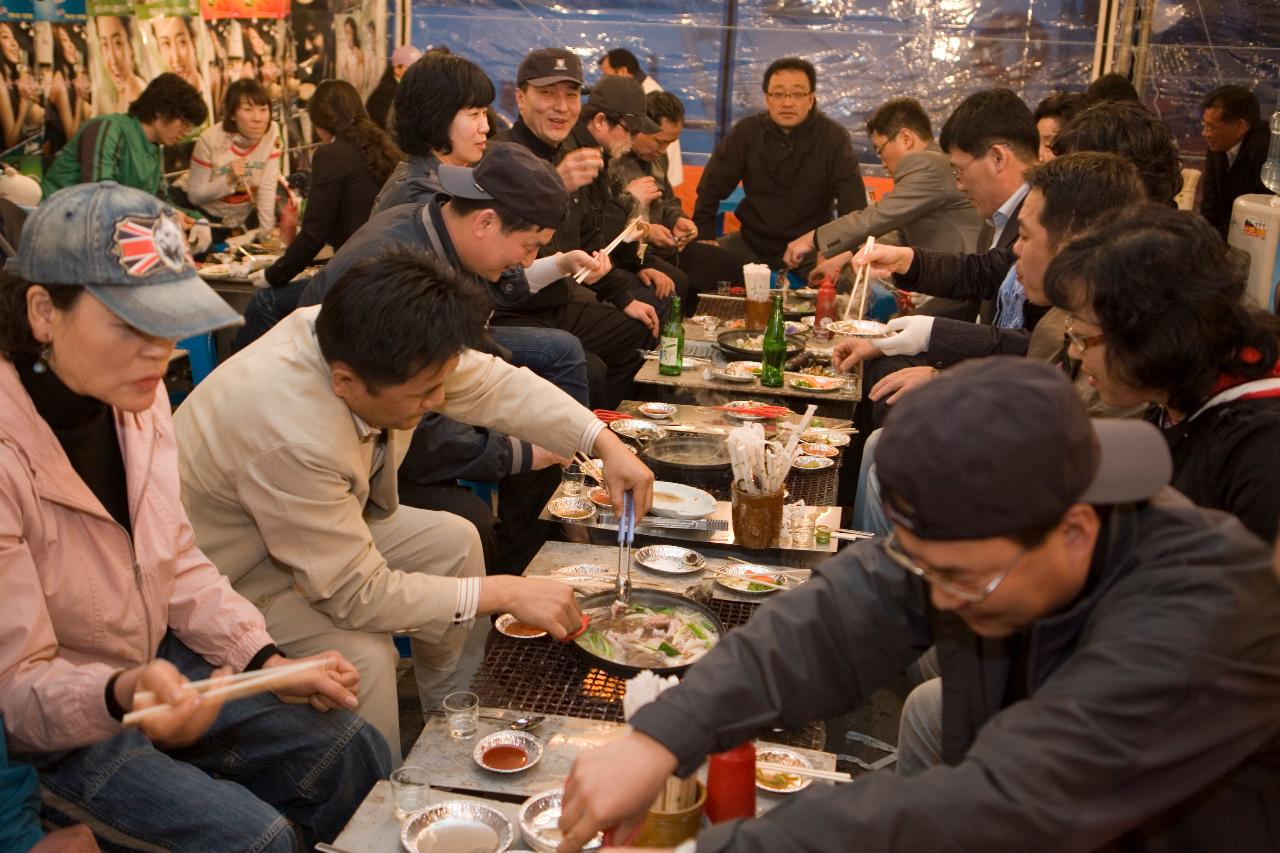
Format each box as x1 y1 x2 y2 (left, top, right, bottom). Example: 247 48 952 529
640 434 732 491
572 588 726 675
716 330 807 362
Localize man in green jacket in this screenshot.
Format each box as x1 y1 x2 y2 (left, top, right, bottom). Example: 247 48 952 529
42 72 205 199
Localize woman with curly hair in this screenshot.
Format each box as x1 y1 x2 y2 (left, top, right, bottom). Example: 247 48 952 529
238 80 402 346
1046 203 1280 541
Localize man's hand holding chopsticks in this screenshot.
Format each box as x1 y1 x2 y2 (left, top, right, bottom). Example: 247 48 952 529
260 651 360 713
853 242 913 278
116 659 230 748
557 249 612 285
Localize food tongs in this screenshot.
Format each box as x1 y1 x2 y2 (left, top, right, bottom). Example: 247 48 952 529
615 491 635 606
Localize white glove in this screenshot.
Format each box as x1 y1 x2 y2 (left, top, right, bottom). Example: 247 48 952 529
249 268 270 289
872 315 935 357
188 219 212 255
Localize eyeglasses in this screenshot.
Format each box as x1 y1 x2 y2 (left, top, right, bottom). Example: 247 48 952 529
880 529 1028 604
873 136 893 159
1064 315 1106 352
765 90 813 103
949 143 1006 181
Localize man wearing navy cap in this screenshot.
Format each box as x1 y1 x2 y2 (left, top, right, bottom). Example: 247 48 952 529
555 358 1280 853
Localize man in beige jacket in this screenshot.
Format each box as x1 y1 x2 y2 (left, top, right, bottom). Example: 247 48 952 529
174 250 654 757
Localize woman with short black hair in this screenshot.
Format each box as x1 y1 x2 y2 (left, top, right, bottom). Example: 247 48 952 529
1046 203 1280 541
186 77 280 234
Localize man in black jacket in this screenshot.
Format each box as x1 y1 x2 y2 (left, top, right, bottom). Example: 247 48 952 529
692 56 866 271
1200 85 1272 237
557 358 1280 853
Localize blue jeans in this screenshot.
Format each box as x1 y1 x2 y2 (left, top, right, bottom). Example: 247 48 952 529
852 428 893 536
489 325 590 406
20 635 391 852
233 281 308 354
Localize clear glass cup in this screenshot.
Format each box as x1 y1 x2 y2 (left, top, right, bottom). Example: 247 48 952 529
716 280 732 296
838 369 858 394
443 691 479 739
789 510 818 548
390 765 431 820
700 315 718 337
561 463 584 496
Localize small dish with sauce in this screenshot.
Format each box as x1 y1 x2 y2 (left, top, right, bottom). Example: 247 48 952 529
495 613 548 639
473 729 543 774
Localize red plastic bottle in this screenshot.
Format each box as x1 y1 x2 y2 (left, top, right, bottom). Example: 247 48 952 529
813 276 837 341
279 201 299 245
704 742 756 823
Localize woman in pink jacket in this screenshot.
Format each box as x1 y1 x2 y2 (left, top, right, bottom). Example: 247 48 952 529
0 182 389 850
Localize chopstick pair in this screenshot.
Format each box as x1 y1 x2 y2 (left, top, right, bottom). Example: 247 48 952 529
573 217 643 283
573 451 605 485
701 568 789 591
123 657 329 727
843 235 877 321
757 761 853 783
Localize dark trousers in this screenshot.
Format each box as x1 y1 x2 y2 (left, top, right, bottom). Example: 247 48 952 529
397 480 498 571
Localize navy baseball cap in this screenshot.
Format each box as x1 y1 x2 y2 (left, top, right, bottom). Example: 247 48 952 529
876 358 1171 540
587 76 660 134
437 141 569 230
9 182 241 339
517 48 583 88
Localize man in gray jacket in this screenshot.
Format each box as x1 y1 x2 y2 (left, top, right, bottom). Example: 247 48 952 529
556 358 1280 853
784 97 982 275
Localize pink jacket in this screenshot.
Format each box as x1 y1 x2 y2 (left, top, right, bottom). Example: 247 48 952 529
0 360 274 752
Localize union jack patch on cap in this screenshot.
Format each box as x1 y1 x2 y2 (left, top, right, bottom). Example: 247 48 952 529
114 214 191 277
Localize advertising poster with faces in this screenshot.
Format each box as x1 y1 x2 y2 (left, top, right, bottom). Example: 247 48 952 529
33 1 94 162
0 2 46 163
333 0 382 102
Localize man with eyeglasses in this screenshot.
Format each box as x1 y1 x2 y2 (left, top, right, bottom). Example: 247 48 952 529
1199 84 1271 238
784 97 983 283
690 56 866 272
555 357 1280 853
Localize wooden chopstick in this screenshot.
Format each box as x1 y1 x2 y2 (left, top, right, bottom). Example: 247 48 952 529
702 568 790 591
574 217 641 282
757 761 853 783
124 658 328 726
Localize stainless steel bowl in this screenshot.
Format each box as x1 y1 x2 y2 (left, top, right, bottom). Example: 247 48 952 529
638 402 677 420
400 799 514 852
518 789 602 853
547 496 597 522
473 729 544 774
609 418 668 441
634 544 706 575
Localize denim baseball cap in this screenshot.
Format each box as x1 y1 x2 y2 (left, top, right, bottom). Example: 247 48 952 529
876 358 1171 540
9 182 242 339
437 141 568 229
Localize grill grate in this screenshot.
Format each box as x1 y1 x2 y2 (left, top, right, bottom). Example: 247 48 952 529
472 598 826 750
693 294 747 322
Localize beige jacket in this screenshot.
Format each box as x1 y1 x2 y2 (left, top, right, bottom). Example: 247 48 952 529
173 307 598 642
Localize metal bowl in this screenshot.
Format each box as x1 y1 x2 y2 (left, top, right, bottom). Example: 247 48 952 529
799 442 840 458
572 587 725 676
716 329 807 361
400 799 514 852
721 400 770 422
791 455 835 471
826 319 888 338
634 544 706 575
548 496 596 522
715 562 791 596
495 613 547 639
638 402 677 420
553 563 612 576
473 729 544 774
755 746 814 794
609 418 668 441
519 789 602 853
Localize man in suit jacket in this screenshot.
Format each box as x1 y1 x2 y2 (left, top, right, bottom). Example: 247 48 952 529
174 251 655 758
1200 85 1271 237
785 97 983 279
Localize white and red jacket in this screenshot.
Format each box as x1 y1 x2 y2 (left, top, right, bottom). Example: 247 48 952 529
186 122 281 232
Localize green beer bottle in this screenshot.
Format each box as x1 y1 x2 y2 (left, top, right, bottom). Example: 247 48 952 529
658 296 685 376
760 292 786 387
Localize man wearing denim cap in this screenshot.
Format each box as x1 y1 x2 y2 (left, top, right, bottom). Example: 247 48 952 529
556 357 1280 853
8 181 239 338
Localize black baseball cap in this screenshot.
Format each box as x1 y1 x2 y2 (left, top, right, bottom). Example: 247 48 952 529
876 358 1171 540
437 141 568 230
586 75 660 134
517 48 583 87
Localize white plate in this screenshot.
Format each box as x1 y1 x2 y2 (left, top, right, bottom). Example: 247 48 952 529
791 455 835 471
797 429 851 447
715 562 791 595
827 319 888 337
649 482 717 518
755 746 814 793
788 376 842 393
634 544 706 575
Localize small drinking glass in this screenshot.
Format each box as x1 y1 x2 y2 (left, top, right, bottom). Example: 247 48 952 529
700 315 718 336
789 509 818 548
837 369 858 394
716 280 732 296
561 463 584 496
443 691 479 739
390 765 431 820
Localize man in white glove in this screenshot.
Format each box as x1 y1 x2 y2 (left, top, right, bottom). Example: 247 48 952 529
834 315 939 406
187 218 212 255
249 268 269 289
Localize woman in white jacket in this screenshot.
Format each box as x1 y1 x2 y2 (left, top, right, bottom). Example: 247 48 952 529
186 77 280 235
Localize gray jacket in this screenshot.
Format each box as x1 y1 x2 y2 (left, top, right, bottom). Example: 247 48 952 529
631 490 1280 852
816 144 983 256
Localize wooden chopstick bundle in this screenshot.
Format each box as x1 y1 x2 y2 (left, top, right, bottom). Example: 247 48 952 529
123 657 329 726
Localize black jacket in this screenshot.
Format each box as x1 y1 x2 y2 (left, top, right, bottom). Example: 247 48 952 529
365 70 396 131
1201 122 1271 237
631 490 1280 852
264 136 382 286
692 109 866 263
1154 389 1280 542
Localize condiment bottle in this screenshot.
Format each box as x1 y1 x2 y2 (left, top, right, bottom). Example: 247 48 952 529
813 277 837 342
279 200 299 246
704 741 756 823
658 296 685 376
759 292 786 387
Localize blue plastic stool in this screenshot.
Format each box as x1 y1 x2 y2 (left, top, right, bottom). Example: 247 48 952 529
458 479 495 508
169 333 218 407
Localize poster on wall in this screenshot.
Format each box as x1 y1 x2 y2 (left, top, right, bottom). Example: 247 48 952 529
33 0 93 160
87 1 151 115
0 1 48 167
333 0 382 101
136 0 215 120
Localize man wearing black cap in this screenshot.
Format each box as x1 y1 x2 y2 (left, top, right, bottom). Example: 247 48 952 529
495 47 663 403
555 358 1280 853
